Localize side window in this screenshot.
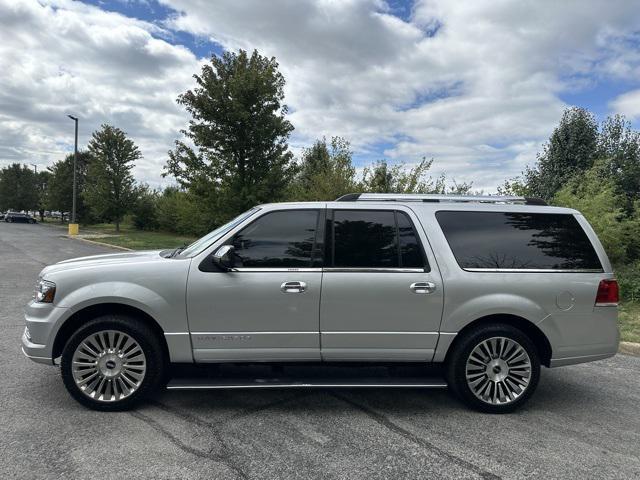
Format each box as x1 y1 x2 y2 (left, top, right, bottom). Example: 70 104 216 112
332 210 427 269
333 210 397 267
436 211 603 271
232 210 321 268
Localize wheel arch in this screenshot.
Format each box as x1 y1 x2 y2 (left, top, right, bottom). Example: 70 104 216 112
442 314 552 367
52 303 169 361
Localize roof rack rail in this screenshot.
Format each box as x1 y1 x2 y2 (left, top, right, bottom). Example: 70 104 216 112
334 193 547 206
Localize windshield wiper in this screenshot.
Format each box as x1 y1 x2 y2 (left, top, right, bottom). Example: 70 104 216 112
169 243 189 258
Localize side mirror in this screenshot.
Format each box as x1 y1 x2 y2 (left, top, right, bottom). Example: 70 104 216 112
212 244 236 271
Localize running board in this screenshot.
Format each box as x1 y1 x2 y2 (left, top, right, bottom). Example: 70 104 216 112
167 376 448 390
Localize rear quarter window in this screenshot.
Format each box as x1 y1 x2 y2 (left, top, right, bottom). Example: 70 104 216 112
435 211 602 271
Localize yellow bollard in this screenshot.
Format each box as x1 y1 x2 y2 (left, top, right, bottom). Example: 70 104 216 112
68 223 79 236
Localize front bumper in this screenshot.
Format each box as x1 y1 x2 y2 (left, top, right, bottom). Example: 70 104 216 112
22 301 69 366
21 328 54 365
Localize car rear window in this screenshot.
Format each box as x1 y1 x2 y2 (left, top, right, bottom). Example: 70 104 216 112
435 211 602 271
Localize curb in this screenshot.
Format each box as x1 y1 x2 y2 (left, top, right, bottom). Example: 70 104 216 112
67 236 133 251
619 342 640 356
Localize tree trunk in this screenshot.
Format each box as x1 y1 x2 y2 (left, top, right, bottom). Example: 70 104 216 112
115 219 120 233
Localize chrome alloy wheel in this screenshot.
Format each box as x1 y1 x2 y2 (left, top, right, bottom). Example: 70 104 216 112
71 330 147 402
465 336 532 405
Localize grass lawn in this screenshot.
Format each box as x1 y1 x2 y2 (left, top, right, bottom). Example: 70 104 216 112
42 218 197 250
82 223 197 250
619 302 640 344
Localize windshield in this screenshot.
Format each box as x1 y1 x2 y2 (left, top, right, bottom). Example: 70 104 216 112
175 207 260 258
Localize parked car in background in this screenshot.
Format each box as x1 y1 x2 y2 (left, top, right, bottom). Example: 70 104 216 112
0 211 5 221
22 194 619 413
5 212 37 223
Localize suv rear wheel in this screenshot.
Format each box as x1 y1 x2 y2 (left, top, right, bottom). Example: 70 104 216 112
61 315 166 411
446 323 540 413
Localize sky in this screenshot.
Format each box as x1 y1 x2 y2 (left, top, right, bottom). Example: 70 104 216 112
1 0 640 192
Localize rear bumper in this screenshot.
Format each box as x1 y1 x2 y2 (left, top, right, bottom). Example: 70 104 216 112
541 306 620 368
549 351 616 367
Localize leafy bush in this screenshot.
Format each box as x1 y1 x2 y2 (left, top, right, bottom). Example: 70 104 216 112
616 261 640 303
156 187 214 237
132 187 159 231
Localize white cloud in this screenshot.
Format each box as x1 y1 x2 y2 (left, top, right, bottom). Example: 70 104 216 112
611 89 640 121
0 0 200 186
160 0 640 190
2 0 640 191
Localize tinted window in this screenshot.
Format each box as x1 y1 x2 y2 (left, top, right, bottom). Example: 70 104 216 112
334 210 397 267
232 210 320 267
332 210 426 269
397 212 424 268
436 211 602 270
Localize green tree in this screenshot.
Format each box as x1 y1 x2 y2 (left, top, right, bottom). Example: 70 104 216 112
0 163 38 212
596 114 640 210
524 107 598 200
361 158 472 194
289 137 357 200
46 151 92 223
85 125 140 232
554 159 640 264
496 176 532 196
165 49 296 226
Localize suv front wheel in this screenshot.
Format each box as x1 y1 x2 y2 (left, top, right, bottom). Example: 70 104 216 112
446 323 541 413
61 315 166 411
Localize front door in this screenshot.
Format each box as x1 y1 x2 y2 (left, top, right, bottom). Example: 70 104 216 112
187 208 325 362
320 208 444 361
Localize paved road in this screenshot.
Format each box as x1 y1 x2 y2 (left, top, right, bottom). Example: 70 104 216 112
1 222 639 479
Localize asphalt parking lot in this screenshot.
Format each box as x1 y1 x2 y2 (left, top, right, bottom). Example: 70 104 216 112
1 221 639 479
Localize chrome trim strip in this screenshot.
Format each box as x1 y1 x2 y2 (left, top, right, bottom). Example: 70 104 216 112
595 302 618 307
191 331 315 335
167 382 448 390
322 331 439 335
464 268 604 273
438 332 458 336
233 268 322 272
191 331 442 335
323 268 425 273
355 193 527 204
164 332 190 336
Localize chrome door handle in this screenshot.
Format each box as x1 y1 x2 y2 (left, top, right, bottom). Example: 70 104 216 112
410 282 436 294
281 281 307 293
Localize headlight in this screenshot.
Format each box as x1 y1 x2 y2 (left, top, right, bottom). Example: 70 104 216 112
34 279 56 303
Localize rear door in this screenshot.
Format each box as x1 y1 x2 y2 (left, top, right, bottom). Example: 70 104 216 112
320 207 444 361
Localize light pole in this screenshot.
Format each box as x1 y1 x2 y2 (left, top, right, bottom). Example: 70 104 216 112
67 115 79 235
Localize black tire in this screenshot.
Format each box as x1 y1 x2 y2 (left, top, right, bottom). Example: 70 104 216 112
446 323 540 413
61 315 166 411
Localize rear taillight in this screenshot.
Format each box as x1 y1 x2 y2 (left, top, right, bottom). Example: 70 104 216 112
595 279 619 306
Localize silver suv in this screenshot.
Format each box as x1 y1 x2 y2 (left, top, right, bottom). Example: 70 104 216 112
22 194 619 413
